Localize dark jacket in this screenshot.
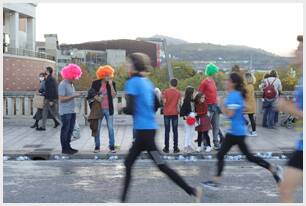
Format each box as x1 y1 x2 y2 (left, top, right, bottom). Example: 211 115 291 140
45 75 58 101
87 80 117 116
180 98 193 118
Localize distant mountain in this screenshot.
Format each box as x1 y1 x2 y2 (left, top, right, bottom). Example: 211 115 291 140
148 35 189 45
167 43 292 70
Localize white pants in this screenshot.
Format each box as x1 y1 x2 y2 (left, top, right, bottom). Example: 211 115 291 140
184 121 195 147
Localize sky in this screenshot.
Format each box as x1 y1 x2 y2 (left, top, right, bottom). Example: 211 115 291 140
36 2 303 57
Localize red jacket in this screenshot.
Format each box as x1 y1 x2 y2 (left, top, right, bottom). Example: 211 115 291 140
195 101 208 116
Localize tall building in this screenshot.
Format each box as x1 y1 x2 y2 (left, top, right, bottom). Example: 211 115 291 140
3 3 36 51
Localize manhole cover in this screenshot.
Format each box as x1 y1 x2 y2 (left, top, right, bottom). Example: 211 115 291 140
23 144 43 148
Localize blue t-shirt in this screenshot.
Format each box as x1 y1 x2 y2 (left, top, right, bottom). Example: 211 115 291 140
224 90 247 136
124 76 158 130
295 77 303 151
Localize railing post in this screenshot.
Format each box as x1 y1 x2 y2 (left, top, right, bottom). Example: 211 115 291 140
24 97 31 116
7 97 14 116
15 97 23 116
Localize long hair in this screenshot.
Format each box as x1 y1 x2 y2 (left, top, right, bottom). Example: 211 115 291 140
184 86 194 102
194 92 204 105
229 72 246 99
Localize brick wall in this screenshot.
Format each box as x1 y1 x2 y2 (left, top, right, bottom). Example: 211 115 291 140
4 55 56 91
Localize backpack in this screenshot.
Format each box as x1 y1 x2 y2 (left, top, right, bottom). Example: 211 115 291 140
263 78 277 99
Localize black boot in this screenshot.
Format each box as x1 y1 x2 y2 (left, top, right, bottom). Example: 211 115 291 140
53 118 60 128
30 120 39 128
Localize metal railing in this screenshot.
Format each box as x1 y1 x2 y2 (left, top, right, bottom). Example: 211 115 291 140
3 91 294 118
4 47 56 61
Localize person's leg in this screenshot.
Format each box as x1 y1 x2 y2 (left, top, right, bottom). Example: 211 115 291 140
210 107 220 147
197 132 203 147
248 114 256 132
184 122 189 148
67 113 76 150
204 131 211 147
267 105 275 128
41 100 50 128
60 114 71 151
279 167 303 202
172 116 179 151
262 101 269 127
237 137 272 171
94 116 103 149
215 134 235 179
145 130 196 196
104 109 115 149
121 132 143 202
164 116 171 151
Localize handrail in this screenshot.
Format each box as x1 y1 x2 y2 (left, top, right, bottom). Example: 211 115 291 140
4 47 56 61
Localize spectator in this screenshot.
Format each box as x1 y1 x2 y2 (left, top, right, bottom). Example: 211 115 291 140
180 86 195 153
162 78 181 153
31 72 59 129
261 70 282 128
58 64 82 155
37 67 60 131
244 72 257 136
88 65 117 153
198 63 221 150
269 70 282 125
194 92 212 153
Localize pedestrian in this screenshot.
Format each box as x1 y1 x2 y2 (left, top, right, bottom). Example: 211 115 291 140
244 72 257 136
259 72 270 127
58 64 82 155
37 67 60 131
119 52 202 203
260 70 282 128
194 92 212 153
198 63 222 150
31 72 59 129
162 78 181 153
180 86 196 153
201 72 282 190
269 70 282 125
88 65 117 153
277 35 303 203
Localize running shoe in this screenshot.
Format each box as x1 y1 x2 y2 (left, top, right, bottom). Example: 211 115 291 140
192 186 203 203
163 148 170 153
201 180 220 190
205 146 212 152
249 131 257 137
273 165 283 184
196 147 202 153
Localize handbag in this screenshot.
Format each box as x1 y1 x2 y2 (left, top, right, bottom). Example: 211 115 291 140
71 120 81 142
33 94 45 109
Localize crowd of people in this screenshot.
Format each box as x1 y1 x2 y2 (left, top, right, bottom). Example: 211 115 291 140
30 35 303 203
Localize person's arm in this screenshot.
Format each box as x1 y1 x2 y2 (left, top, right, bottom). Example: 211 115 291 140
277 98 303 119
109 80 116 98
220 94 237 118
122 94 135 115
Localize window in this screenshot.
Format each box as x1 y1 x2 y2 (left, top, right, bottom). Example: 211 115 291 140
19 17 27 32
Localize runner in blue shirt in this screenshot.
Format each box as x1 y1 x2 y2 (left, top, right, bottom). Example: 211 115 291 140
278 35 303 203
201 72 282 189
119 53 202 203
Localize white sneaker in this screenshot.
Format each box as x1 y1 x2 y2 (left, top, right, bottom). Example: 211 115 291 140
196 147 202 153
205 146 212 152
249 131 257 137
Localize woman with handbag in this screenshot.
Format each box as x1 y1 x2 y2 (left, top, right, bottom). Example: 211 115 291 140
31 72 59 129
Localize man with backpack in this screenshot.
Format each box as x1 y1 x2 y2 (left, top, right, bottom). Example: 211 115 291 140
261 70 282 128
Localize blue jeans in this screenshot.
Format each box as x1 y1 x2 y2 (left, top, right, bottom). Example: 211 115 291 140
95 109 115 149
60 113 76 151
208 104 221 146
262 100 275 128
164 115 179 150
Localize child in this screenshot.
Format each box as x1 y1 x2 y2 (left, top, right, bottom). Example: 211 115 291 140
194 92 212 152
180 86 195 153
120 53 202 202
201 72 282 190
162 78 181 153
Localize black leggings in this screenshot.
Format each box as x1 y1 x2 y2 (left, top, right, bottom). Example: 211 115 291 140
247 114 256 132
216 133 271 177
121 129 195 202
197 131 211 147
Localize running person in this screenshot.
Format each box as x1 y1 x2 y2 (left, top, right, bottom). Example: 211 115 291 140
201 72 282 189
119 53 202 203
277 35 303 203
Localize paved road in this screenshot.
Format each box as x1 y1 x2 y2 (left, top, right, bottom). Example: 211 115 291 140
4 159 302 203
